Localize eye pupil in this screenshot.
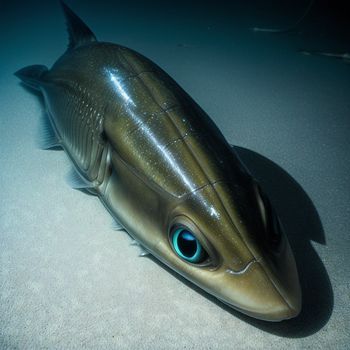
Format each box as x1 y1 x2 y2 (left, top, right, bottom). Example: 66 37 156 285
172 228 205 263
178 231 197 257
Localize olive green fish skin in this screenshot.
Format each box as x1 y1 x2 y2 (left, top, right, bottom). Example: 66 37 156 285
16 3 301 321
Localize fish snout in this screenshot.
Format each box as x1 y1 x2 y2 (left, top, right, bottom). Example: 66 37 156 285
218 230 301 322
219 255 301 321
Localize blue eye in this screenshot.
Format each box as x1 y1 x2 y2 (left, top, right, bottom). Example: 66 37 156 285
172 228 207 263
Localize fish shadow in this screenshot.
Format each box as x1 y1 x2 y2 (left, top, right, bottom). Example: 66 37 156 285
149 146 333 338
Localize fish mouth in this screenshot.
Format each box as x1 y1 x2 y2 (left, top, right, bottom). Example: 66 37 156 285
225 259 258 275
217 297 300 322
221 253 302 321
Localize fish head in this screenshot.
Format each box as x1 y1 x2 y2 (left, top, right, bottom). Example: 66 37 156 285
166 176 301 321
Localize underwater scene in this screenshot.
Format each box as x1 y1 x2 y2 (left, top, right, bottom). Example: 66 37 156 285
1 0 349 348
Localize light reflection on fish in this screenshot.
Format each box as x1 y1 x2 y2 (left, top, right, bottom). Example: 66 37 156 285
15 1 301 321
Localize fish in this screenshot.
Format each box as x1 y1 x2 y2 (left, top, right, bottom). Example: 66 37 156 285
251 0 315 34
300 50 350 64
15 1 301 321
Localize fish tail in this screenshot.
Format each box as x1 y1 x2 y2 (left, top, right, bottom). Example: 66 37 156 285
14 65 48 90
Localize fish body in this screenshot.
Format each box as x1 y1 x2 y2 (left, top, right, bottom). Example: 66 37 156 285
16 2 301 321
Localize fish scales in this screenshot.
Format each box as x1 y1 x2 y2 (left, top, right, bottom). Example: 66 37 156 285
43 80 106 183
45 43 237 198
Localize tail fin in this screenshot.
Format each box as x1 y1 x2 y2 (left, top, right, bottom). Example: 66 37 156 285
60 1 97 50
14 65 48 90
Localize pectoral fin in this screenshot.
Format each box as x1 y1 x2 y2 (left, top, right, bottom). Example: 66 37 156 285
66 167 95 191
38 114 61 150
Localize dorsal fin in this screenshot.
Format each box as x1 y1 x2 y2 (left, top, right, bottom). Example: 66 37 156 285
60 1 97 50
